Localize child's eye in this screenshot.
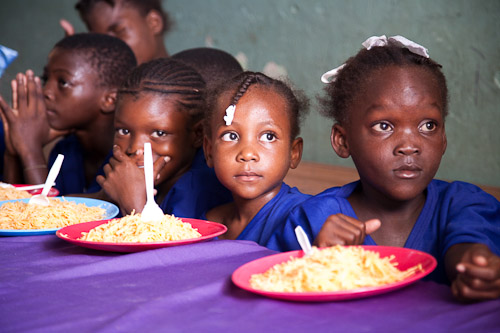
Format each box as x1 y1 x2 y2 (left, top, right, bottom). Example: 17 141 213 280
419 121 437 132
58 79 70 88
260 132 277 142
221 132 239 142
152 130 167 138
372 122 393 132
116 128 130 136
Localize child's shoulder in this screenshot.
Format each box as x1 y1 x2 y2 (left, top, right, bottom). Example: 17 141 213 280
431 179 499 203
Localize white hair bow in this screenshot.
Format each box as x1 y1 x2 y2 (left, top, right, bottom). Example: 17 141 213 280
321 35 429 83
224 104 236 126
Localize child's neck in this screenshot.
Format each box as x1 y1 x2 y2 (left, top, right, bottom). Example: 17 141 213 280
348 185 426 247
211 185 283 240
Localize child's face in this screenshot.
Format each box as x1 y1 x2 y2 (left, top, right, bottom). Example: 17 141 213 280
43 48 104 131
204 85 302 202
333 66 447 202
84 1 158 64
114 93 200 186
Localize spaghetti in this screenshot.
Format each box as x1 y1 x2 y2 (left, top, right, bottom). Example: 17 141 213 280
0 198 106 230
78 213 201 243
0 187 32 200
250 245 422 292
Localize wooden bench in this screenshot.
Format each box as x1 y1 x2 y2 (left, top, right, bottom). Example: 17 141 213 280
284 161 500 201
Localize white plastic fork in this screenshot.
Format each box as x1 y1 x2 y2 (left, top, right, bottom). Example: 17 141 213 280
28 154 64 206
295 226 313 256
140 142 164 222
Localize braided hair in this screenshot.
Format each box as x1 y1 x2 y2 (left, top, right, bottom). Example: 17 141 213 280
76 0 173 34
205 71 309 139
117 58 206 124
318 45 448 125
54 32 137 89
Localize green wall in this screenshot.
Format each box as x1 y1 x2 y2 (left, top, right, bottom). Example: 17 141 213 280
1 0 499 187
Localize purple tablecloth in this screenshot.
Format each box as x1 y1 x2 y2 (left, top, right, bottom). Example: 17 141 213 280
1 235 499 332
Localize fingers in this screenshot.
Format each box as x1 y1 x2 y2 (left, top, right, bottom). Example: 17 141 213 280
16 73 27 111
313 214 368 247
153 155 170 180
60 19 75 36
365 219 381 234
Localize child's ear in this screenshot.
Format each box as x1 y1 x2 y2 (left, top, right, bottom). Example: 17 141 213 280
289 137 303 169
100 90 117 114
191 120 204 148
146 10 164 35
203 135 214 168
331 124 350 158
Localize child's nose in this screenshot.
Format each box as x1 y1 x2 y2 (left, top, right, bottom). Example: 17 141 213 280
237 144 259 162
126 139 146 157
42 82 54 102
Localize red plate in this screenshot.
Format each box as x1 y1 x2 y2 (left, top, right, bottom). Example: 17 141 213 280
56 218 227 252
232 246 437 302
13 184 59 196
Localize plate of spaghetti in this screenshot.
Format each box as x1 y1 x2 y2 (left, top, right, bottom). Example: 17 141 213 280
0 184 59 201
0 197 119 236
56 213 227 252
232 245 436 302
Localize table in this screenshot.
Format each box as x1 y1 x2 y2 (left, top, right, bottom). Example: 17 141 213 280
1 235 499 332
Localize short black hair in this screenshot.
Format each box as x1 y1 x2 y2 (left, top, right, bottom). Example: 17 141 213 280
54 32 137 88
172 47 243 89
75 0 173 34
205 71 309 140
318 45 448 125
117 58 206 124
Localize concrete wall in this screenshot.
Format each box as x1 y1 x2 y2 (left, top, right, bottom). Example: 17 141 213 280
1 0 499 186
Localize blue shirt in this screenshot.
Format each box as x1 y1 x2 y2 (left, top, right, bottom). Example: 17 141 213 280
159 149 232 219
48 135 103 195
268 180 500 284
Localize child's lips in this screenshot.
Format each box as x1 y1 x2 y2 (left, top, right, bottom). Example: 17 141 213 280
235 171 261 181
393 165 422 179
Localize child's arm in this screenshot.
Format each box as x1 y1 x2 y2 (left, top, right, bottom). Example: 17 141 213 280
313 213 381 247
446 243 500 301
96 146 168 215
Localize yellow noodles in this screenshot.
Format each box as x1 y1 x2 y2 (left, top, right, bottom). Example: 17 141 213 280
0 187 32 200
250 245 422 292
79 213 201 243
0 198 106 230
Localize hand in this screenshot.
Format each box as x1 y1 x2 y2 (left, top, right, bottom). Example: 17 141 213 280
451 244 500 302
0 71 55 156
313 213 381 247
59 19 75 36
96 145 169 215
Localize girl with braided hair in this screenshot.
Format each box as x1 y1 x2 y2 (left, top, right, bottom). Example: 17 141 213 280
270 36 500 302
202 71 311 246
96 57 232 218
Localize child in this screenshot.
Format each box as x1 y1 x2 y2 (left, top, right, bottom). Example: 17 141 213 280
73 0 171 64
202 71 311 246
269 35 500 302
172 47 243 90
96 58 233 218
0 33 137 195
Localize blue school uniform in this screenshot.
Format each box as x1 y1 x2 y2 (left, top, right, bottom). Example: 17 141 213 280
48 135 103 195
268 180 500 285
240 183 311 246
200 183 310 247
159 148 232 219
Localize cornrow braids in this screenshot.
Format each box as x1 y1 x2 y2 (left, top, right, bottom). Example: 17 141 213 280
318 45 448 125
75 0 173 34
118 58 206 124
54 33 137 89
205 71 309 139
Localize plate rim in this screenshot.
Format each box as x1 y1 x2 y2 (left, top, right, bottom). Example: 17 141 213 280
231 245 437 302
0 197 119 235
56 217 228 252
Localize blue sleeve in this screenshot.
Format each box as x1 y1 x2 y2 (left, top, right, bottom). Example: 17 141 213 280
267 193 344 252
441 182 500 257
